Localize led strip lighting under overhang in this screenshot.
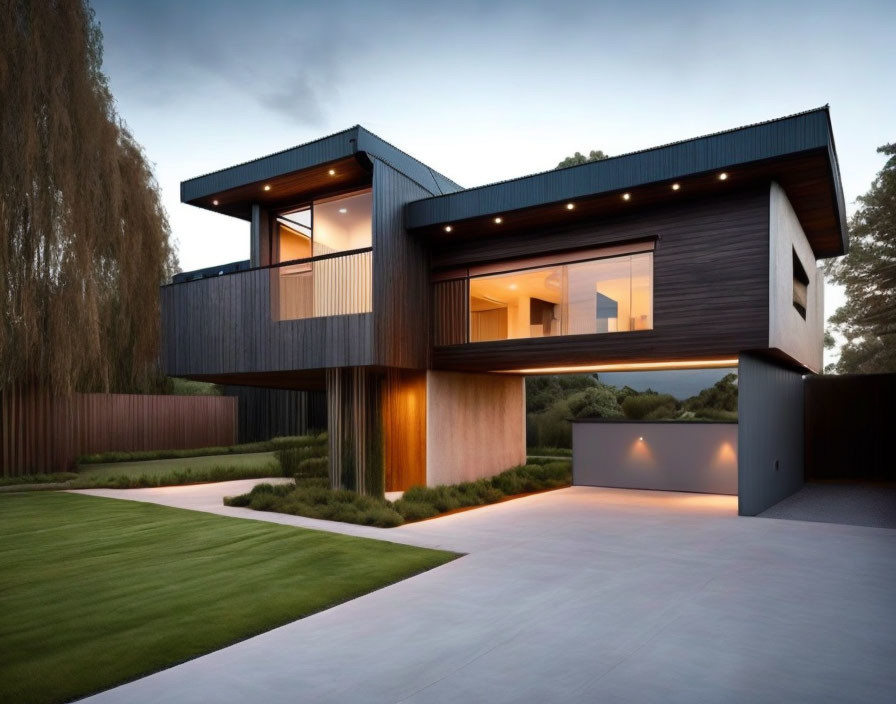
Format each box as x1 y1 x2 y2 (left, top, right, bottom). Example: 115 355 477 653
493 359 740 374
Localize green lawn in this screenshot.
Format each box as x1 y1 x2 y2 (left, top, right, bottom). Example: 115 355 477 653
0 492 456 704
77 451 279 479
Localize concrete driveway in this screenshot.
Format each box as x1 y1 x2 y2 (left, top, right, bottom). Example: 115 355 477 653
74 482 896 704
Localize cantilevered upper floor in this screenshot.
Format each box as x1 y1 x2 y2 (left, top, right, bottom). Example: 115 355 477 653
161 107 846 384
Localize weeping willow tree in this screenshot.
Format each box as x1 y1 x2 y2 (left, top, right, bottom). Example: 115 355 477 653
0 0 176 394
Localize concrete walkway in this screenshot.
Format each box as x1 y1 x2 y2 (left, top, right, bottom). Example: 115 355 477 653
73 481 896 704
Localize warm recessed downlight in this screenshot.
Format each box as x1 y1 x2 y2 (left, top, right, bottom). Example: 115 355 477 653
212 199 219 206
338 208 348 214
566 203 575 210
444 225 453 233
719 172 728 180
622 193 631 201
494 217 503 224
328 169 336 176
672 183 680 191
263 184 271 191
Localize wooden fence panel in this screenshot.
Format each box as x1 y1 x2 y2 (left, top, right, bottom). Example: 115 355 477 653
0 386 237 476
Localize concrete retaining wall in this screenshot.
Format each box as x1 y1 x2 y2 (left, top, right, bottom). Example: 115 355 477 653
572 420 738 495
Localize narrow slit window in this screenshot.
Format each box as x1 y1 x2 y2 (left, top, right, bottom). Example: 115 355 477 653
792 248 809 319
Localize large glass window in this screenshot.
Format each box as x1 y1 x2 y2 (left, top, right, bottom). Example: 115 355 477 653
468 251 652 342
271 188 372 321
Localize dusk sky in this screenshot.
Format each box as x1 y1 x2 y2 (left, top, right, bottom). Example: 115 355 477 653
91 0 895 363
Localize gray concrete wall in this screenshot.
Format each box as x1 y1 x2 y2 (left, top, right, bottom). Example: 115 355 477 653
737 352 805 516
572 421 738 495
425 371 526 486
769 182 824 373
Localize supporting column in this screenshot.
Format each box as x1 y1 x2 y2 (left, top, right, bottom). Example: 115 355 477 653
425 371 526 486
737 352 805 515
325 368 384 496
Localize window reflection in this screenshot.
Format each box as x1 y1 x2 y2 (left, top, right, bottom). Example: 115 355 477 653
468 252 652 342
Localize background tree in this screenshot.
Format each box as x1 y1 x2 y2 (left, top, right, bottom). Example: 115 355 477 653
0 0 176 394
556 150 609 169
824 143 896 373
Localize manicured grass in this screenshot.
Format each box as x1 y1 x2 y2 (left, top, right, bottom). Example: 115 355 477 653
0 492 456 704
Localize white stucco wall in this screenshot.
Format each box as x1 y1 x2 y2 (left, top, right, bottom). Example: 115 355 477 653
769 182 824 372
425 371 526 486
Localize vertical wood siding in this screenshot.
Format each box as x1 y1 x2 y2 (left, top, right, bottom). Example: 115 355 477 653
224 386 326 443
0 385 237 476
372 159 436 369
326 368 384 495
382 370 427 491
432 279 469 346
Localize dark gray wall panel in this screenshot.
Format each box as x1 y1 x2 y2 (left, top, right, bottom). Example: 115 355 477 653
737 352 805 515
572 421 738 495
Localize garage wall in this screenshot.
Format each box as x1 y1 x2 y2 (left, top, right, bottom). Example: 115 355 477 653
737 352 805 516
572 420 738 495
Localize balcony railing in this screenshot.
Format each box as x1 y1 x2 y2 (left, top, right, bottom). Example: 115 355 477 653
272 247 372 321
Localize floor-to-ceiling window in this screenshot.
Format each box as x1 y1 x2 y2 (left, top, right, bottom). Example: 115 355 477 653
272 188 372 320
468 250 653 342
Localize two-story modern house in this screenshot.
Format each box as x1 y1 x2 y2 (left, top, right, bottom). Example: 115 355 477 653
162 107 846 515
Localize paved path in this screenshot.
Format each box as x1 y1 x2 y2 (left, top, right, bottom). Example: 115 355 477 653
73 481 896 704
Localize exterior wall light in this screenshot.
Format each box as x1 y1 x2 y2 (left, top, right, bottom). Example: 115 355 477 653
566 203 575 210
622 193 631 201
638 436 644 441
672 183 680 191
444 225 453 233
494 217 503 224
263 185 271 191
719 172 728 180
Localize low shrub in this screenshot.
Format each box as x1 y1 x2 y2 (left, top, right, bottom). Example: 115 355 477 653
692 407 738 422
78 433 327 465
225 460 573 528
0 472 78 487
276 445 328 478
526 447 573 458
68 464 280 490
621 393 678 420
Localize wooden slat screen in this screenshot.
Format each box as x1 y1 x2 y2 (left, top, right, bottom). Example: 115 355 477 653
0 384 237 476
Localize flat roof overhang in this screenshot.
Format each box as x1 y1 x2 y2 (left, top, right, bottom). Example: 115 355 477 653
406 107 848 259
180 126 462 220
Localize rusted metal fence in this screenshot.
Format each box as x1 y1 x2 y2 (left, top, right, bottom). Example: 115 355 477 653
0 384 237 476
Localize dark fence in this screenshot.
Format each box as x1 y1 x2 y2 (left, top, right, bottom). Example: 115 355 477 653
805 373 896 482
224 386 326 443
0 385 237 476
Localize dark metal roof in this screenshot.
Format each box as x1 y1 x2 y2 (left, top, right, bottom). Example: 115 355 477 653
180 126 462 203
405 107 847 254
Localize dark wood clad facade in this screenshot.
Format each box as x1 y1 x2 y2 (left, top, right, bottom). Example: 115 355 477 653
371 159 436 369
161 267 373 379
430 188 770 371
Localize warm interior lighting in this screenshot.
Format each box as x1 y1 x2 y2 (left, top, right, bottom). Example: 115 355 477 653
622 193 631 201
508 283 518 290
494 217 503 224
494 358 739 374
718 172 728 180
338 208 348 214
212 199 219 206
444 225 453 233
328 169 336 176
263 184 271 191
671 183 680 191
566 203 575 210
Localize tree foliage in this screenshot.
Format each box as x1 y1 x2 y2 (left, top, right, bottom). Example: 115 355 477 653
0 0 176 393
556 150 608 169
824 143 896 373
